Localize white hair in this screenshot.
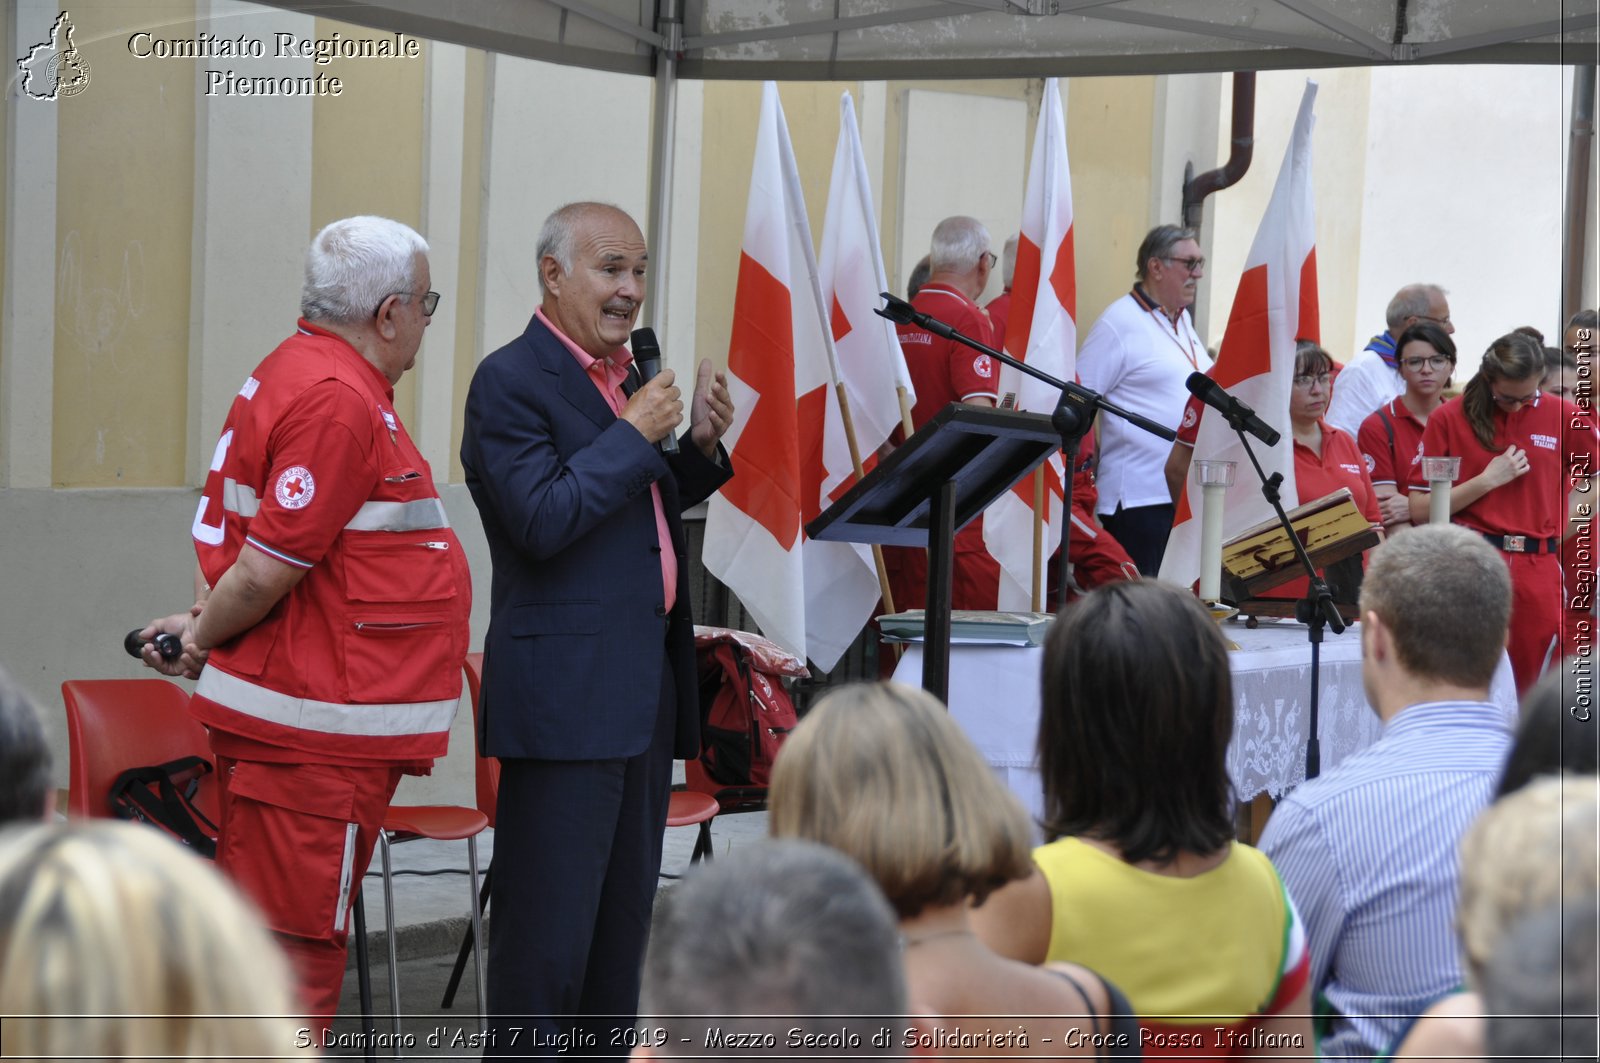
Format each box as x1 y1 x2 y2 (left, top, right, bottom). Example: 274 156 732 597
929 216 990 274
300 216 427 324
1001 232 1020 287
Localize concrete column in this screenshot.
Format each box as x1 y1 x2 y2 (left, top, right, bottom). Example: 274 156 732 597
417 41 466 476
2 0 61 488
186 0 314 483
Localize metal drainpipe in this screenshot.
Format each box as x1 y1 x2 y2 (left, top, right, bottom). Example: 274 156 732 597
1564 65 1596 324
1182 71 1257 232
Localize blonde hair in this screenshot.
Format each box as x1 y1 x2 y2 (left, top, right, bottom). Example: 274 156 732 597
0 822 310 1061
768 682 1033 918
1458 775 1600 986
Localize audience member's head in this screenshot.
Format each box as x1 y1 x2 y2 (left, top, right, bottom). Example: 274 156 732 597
0 666 52 823
0 821 308 1060
1482 899 1599 1063
1359 524 1511 699
769 682 1032 918
1458 774 1600 988
907 254 932 299
1461 331 1546 450
1135 225 1203 313
1385 283 1453 335
1513 324 1546 345
1498 665 1600 797
1000 232 1019 290
637 838 905 1055
1039 580 1234 861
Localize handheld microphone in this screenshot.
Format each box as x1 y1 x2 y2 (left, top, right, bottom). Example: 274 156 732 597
1185 372 1281 447
631 327 679 456
125 630 182 661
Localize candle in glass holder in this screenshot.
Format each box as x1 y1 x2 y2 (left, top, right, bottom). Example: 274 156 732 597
1420 456 1462 525
1193 459 1238 601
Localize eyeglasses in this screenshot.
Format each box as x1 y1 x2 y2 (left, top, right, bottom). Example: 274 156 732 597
1292 371 1333 390
980 251 997 270
1491 386 1540 408
1163 256 1206 274
374 290 441 318
1414 314 1452 328
1400 354 1454 371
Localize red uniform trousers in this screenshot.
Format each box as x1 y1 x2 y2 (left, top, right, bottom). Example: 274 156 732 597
214 753 404 1033
1502 552 1565 695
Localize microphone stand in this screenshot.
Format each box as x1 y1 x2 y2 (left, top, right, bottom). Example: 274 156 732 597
1226 419 1343 781
877 293 1176 611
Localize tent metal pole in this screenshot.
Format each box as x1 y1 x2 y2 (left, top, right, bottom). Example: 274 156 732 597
647 0 681 343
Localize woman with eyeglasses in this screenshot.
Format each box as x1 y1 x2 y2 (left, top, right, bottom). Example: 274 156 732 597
1356 323 1456 532
1409 331 1596 694
1252 341 1384 604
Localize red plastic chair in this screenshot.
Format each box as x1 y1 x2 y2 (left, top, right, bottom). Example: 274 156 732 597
62 678 216 822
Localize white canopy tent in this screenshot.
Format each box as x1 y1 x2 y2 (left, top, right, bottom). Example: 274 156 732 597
261 0 1596 77
256 0 1600 327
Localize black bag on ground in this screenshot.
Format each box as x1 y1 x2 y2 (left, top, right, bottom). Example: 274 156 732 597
108 756 219 858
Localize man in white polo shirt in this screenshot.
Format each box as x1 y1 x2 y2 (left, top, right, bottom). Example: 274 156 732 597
1077 224 1212 574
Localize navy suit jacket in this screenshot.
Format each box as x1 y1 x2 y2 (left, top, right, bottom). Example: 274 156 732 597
461 313 731 761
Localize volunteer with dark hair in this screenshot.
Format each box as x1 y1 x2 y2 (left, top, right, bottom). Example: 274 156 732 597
1409 331 1597 693
1357 322 1455 531
1164 341 1379 601
975 581 1312 1055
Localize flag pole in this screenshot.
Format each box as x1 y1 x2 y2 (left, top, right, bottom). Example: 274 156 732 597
834 382 897 617
897 387 915 439
1031 469 1045 610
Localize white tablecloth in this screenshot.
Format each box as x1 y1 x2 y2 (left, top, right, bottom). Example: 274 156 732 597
891 619 1519 822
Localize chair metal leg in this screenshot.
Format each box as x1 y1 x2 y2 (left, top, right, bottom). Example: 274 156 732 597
353 890 377 1063
379 831 402 1057
692 820 714 863
467 836 487 1030
441 863 492 1009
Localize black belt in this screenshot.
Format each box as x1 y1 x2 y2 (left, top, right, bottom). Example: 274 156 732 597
1481 532 1560 555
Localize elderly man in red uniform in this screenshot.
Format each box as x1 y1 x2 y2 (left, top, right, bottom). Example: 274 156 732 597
889 215 1003 610
139 215 471 1031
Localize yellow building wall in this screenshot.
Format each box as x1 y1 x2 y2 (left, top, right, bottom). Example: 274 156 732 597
309 16 426 429
694 81 858 371
1067 75 1157 332
448 47 488 484
52 0 196 487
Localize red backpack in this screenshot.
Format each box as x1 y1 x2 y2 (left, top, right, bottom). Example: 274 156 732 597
695 629 804 788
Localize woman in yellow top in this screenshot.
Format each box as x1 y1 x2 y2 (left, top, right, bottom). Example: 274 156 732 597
973 581 1313 1058
770 682 1139 1058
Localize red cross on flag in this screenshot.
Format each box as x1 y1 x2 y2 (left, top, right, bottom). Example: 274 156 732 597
1160 80 1321 589
702 83 881 673
985 79 1074 610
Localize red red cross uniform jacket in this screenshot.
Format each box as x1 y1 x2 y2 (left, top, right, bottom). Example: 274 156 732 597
189 321 472 760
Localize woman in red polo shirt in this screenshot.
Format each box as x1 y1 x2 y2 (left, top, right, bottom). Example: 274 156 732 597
1358 323 1455 532
1263 342 1382 603
1410 332 1595 693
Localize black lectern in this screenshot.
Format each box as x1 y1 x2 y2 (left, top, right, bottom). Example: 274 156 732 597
805 404 1062 702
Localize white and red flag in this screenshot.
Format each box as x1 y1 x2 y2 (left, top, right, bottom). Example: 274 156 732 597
1159 80 1321 588
986 79 1074 611
817 91 916 497
702 82 880 673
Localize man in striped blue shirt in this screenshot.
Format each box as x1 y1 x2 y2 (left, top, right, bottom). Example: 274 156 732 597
1260 525 1516 1060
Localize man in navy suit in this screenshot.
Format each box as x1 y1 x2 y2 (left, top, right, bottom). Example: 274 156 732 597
461 201 733 1054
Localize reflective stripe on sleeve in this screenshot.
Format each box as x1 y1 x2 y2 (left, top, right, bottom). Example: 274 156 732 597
197 667 457 737
343 498 450 532
222 478 260 517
